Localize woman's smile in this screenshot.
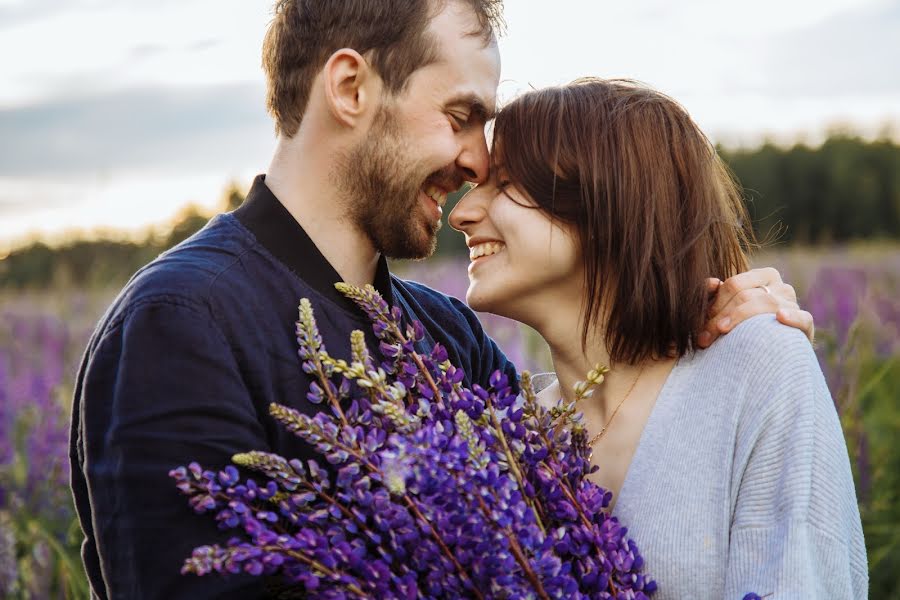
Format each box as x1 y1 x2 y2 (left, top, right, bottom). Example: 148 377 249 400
468 240 505 259
466 241 505 275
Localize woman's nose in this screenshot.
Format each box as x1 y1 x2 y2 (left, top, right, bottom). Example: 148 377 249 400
449 185 490 233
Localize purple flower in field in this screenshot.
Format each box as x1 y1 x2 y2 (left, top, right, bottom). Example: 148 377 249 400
805 266 867 348
870 295 900 356
791 255 900 509
1 290 127 599
0 512 18 597
0 308 73 519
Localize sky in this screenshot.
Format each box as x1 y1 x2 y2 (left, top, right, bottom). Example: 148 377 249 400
1 0 898 250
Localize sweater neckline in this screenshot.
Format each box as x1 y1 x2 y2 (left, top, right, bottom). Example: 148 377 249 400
529 360 683 514
611 356 685 517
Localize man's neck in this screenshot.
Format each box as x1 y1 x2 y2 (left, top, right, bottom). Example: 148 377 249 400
265 139 380 288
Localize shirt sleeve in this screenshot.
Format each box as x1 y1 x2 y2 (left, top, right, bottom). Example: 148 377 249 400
448 294 520 390
723 323 868 599
78 297 270 599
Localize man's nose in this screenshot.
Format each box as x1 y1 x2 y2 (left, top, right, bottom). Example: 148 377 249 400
455 128 490 185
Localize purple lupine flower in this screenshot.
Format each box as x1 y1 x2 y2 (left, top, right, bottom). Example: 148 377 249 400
805 266 867 348
173 284 654 598
0 512 18 597
0 290 115 600
0 307 74 520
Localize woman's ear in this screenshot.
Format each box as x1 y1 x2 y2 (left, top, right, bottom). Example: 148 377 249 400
322 48 379 127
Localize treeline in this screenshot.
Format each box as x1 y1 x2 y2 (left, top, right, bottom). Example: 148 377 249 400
0 186 244 289
1 133 898 289
720 133 900 244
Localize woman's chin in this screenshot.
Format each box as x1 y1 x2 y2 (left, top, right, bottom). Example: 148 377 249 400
465 288 492 313
465 291 487 313
466 288 512 319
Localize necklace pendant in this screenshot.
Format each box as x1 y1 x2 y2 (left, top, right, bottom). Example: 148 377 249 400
589 428 606 446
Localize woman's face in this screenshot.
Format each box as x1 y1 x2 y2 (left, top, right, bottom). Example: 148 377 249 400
448 172 583 325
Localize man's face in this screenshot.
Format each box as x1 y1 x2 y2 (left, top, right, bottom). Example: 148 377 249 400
338 2 501 260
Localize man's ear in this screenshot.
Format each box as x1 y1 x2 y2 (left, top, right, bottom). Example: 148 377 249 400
322 48 379 127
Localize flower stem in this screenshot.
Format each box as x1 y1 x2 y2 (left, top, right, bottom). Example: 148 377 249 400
555 473 619 597
320 436 486 600
387 319 446 410
401 497 486 600
314 360 348 426
474 495 551 600
265 546 368 598
484 396 546 535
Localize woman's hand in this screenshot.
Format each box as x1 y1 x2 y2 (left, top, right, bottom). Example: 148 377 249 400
698 267 815 348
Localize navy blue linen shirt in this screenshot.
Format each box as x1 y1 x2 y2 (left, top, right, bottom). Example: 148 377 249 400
69 175 517 599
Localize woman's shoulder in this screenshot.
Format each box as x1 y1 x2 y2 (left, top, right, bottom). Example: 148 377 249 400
672 314 828 425
690 314 816 377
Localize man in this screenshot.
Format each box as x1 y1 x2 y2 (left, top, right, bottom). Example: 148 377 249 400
70 1 813 598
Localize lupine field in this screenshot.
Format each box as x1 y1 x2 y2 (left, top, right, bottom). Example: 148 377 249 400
1 247 898 598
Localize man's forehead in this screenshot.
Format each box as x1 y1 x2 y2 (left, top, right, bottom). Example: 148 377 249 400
426 2 502 106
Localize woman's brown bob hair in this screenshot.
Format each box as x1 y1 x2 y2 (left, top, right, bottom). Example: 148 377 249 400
492 78 755 364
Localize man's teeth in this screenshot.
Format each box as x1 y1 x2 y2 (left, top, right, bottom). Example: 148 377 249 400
469 242 505 260
424 185 448 208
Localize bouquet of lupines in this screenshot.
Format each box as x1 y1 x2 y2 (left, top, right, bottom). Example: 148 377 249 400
170 284 656 599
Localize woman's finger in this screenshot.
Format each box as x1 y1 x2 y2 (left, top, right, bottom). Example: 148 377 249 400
708 267 784 317
777 308 815 342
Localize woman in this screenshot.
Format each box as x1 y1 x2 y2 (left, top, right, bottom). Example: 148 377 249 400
449 79 867 598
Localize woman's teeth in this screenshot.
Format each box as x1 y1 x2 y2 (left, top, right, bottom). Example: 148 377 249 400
424 185 448 207
469 242 505 260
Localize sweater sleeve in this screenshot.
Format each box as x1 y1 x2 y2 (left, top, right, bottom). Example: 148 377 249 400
77 297 269 599
723 318 868 599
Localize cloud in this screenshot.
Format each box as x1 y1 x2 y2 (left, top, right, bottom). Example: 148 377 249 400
0 0 190 31
185 39 221 53
0 83 274 176
763 0 900 96
0 0 69 30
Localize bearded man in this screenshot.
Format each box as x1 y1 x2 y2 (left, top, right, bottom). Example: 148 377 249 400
70 1 813 598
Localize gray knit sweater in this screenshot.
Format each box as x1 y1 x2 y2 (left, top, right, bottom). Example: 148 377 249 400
536 314 867 599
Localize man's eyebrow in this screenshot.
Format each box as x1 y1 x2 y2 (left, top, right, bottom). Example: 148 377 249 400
445 93 497 121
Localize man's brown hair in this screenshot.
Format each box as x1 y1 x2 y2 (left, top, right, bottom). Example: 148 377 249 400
492 78 755 364
262 0 504 138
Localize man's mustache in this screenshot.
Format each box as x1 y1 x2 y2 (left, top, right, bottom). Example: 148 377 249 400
425 165 466 193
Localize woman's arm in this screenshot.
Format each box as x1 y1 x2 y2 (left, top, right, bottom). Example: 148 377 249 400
723 318 866 599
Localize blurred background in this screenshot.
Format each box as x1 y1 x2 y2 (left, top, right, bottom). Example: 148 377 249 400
1 0 898 597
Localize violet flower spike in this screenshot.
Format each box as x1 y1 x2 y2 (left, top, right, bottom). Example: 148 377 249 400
171 283 655 598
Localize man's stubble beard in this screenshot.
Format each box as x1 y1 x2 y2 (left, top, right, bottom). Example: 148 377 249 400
337 107 442 260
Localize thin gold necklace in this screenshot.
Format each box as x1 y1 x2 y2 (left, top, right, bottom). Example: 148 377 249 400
588 364 645 446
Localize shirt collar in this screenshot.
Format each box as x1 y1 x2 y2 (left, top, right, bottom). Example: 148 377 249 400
234 174 394 311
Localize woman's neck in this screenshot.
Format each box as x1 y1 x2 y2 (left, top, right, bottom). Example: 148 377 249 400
527 298 607 405
530 298 670 416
